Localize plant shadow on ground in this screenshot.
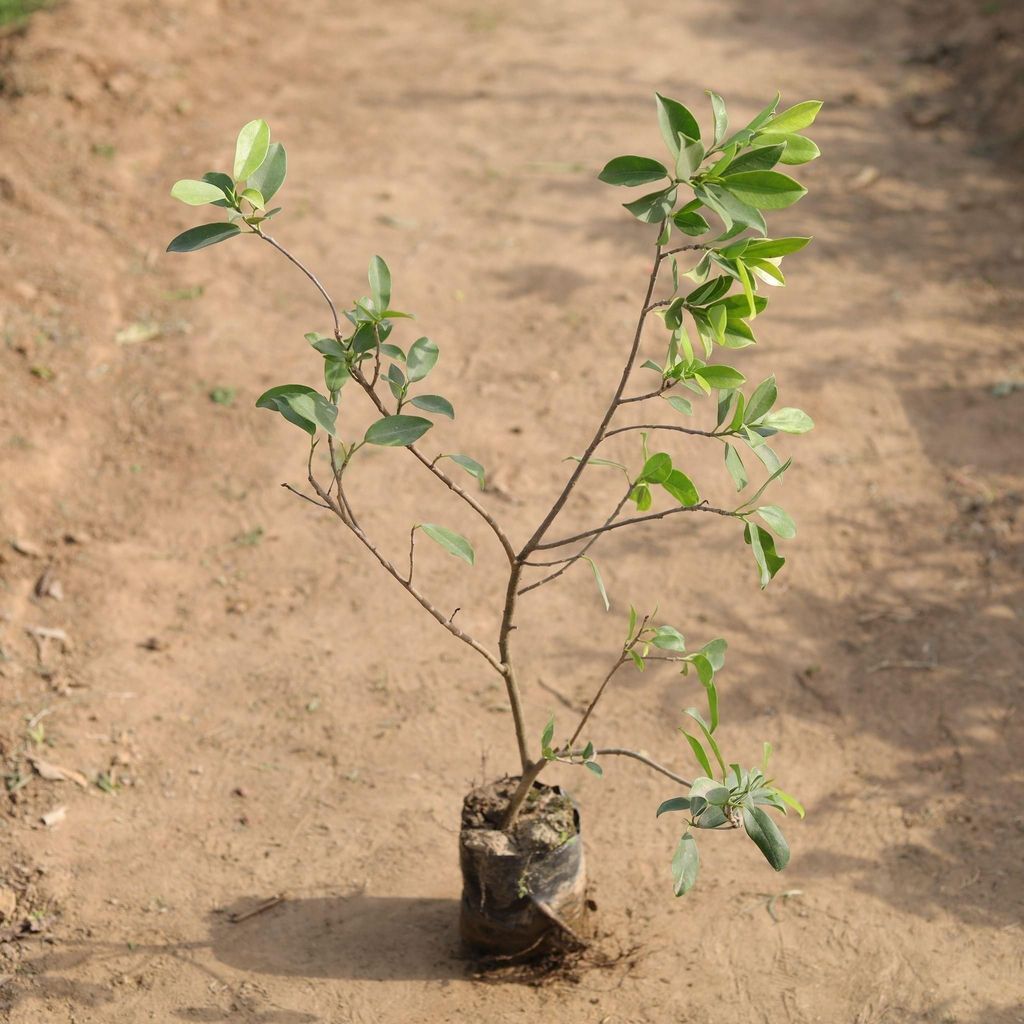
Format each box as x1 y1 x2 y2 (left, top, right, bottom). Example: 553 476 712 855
2 896 465 1017
208 894 464 980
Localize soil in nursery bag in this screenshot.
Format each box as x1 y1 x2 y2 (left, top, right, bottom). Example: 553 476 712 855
459 777 588 961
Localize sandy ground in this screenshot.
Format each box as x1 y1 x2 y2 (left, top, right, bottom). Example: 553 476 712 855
1 0 1022 1021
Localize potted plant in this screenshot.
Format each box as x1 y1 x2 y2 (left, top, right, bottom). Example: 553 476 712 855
167 90 820 960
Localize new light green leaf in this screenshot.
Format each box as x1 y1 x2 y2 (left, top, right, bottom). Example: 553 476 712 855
720 170 807 210
418 523 474 565
582 556 610 611
171 179 231 205
756 504 796 539
661 469 699 506
756 131 820 165
762 100 822 134
760 407 814 433
695 365 746 390
233 119 271 181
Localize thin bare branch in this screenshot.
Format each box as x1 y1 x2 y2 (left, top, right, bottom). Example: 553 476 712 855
591 748 691 788
660 243 708 259
603 423 720 440
516 238 666 560
255 229 341 336
536 501 736 551
305 463 504 676
518 489 632 596
281 482 331 510
405 526 417 584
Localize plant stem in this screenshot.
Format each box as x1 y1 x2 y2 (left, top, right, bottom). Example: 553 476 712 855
516 237 665 561
535 501 736 550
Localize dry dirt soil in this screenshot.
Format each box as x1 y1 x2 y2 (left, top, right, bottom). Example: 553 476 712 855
1 1 1022 1022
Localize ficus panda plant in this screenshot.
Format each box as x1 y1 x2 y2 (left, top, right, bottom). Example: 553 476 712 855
168 91 818 942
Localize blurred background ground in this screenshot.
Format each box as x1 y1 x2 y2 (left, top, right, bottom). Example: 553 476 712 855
0 0 1021 1021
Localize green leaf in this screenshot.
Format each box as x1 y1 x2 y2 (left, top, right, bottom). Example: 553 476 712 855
446 453 485 489
247 141 287 202
582 556 610 612
652 625 685 652
735 259 757 318
324 357 349 393
308 334 347 358
655 93 701 154
720 170 807 210
672 209 710 236
584 761 604 777
541 715 555 750
597 155 669 187
744 522 786 588
671 832 700 896
166 222 241 253
171 179 231 205
760 407 814 434
741 237 811 259
707 90 728 146
682 732 713 777
722 92 780 148
675 134 705 179
723 144 785 174
700 637 727 672
684 709 725 776
255 384 337 437
623 186 677 223
629 649 645 672
742 805 790 870
724 443 748 491
410 394 454 419
686 276 732 305
773 788 806 819
695 662 719 731
762 100 822 134
756 505 796 539
744 376 778 423
202 171 235 201
661 469 699 506
418 523 474 565
364 414 432 447
696 365 746 390
656 796 692 817
406 337 438 382
233 119 271 181
240 187 265 209
368 255 392 311
627 605 638 639
756 131 820 165
639 452 673 485
582 742 595 760
631 483 652 511
664 395 693 416
735 455 791 511
700 184 767 235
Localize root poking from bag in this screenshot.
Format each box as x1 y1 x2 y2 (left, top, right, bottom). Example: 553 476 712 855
459 778 588 961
